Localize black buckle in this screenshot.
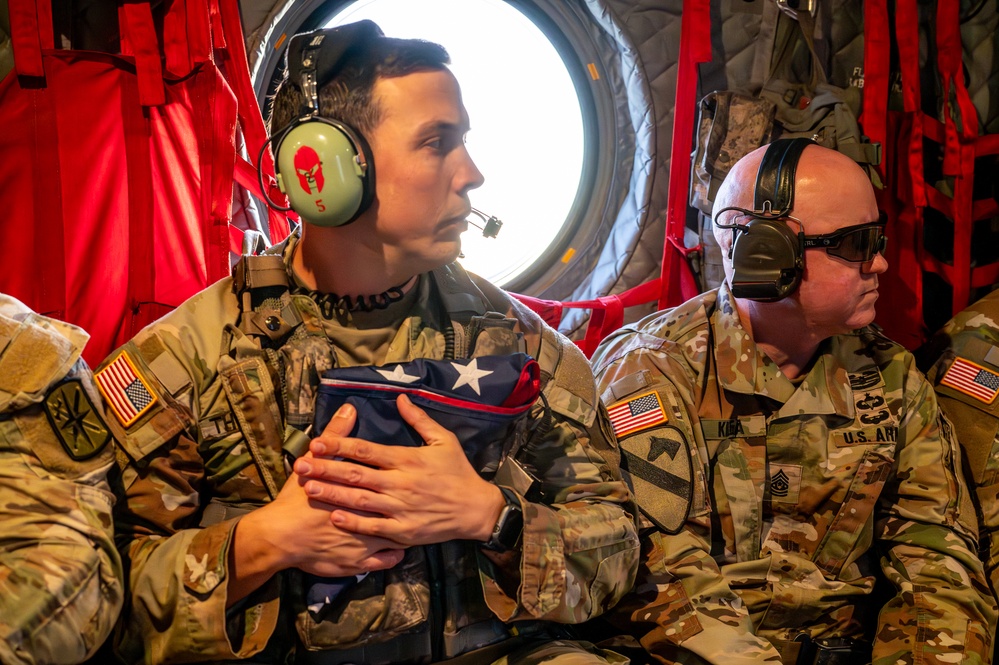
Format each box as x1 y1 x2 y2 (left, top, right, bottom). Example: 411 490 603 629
794 634 870 665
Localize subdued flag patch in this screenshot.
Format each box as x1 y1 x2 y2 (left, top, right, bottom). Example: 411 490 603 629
608 390 667 437
941 357 999 404
95 352 158 427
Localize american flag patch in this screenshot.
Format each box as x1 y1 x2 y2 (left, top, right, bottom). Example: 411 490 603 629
608 391 667 437
95 352 158 427
941 357 999 405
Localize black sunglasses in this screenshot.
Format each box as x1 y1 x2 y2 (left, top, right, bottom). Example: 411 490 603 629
802 216 888 263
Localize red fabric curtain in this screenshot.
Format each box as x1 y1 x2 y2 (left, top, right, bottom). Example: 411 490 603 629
0 0 289 366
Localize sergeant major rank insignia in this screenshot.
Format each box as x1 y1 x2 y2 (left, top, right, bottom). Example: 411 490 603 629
95 351 158 427
43 379 111 460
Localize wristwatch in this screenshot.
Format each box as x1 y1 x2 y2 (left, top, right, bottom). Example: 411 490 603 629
482 487 524 552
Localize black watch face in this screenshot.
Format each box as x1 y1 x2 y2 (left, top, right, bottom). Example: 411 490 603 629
495 504 523 551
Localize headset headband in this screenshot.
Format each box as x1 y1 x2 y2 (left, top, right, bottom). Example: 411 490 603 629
285 20 385 118
753 137 815 216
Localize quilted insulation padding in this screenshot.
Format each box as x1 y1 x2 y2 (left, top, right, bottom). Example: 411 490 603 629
558 0 866 340
550 0 679 337
956 1 998 134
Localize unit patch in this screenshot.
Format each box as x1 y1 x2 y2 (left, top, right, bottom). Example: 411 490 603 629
851 386 896 430
43 379 111 460
848 369 883 391
619 425 692 534
940 357 999 405
95 351 158 427
607 390 667 438
768 463 801 503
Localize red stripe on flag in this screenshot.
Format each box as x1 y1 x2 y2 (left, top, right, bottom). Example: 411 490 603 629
95 352 156 426
608 391 666 437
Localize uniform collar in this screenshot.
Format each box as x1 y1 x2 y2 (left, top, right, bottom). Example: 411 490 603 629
711 284 855 417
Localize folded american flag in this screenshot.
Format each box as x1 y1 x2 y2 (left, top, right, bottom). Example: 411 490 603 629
305 353 540 620
314 353 541 451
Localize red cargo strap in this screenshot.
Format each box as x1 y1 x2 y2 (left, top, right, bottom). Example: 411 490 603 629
660 0 711 310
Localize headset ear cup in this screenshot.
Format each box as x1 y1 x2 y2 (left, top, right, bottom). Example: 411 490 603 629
729 219 803 301
274 119 373 227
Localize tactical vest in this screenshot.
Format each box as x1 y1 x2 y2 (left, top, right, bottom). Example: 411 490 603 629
205 251 568 664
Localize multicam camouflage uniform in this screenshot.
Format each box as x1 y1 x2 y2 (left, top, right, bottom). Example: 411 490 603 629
0 294 123 664
100 230 639 664
919 289 999 615
590 283 997 665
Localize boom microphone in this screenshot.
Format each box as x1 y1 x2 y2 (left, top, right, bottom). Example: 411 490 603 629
468 208 503 238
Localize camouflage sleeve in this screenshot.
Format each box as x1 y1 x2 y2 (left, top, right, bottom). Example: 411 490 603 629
0 300 123 665
100 283 282 663
918 311 999 605
590 330 782 665
873 358 998 665
479 325 641 624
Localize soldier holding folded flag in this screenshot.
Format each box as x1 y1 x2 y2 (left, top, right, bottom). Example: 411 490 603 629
98 20 638 665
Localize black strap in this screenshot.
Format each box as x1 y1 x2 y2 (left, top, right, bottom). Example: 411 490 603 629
754 137 815 216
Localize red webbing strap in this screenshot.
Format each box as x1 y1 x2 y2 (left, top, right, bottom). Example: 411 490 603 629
8 0 64 317
933 0 977 313
860 0 890 185
660 0 711 310
9 0 51 77
160 0 208 75
199 65 239 284
217 0 291 242
579 296 624 358
120 68 157 333
895 0 926 207
29 83 66 320
509 293 564 330
119 2 166 107
512 279 662 358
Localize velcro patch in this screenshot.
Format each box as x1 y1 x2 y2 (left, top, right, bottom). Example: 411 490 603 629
768 464 801 503
848 369 883 391
95 351 158 427
43 379 111 460
619 425 692 534
940 357 999 405
607 390 668 438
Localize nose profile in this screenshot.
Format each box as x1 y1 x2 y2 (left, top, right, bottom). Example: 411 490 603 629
459 147 485 195
863 251 889 275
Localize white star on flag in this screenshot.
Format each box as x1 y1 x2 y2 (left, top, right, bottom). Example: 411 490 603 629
450 359 493 395
375 366 420 383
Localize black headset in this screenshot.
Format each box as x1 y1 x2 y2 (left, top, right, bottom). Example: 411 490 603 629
714 137 815 301
261 22 381 227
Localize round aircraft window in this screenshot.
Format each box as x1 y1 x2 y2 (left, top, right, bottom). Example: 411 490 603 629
322 0 586 287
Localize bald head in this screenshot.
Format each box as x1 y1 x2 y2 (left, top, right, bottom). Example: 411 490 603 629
712 143 875 258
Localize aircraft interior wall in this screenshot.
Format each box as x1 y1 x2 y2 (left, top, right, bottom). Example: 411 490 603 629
0 0 998 362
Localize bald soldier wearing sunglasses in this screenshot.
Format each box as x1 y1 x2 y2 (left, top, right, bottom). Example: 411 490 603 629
587 140 997 665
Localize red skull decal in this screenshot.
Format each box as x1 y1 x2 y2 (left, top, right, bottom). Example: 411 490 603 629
293 146 325 195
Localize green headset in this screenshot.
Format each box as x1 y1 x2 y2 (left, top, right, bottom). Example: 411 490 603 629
713 137 815 301
263 22 381 227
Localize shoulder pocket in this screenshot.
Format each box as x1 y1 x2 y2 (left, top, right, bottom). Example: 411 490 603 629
537 327 597 428
96 346 189 462
609 380 705 534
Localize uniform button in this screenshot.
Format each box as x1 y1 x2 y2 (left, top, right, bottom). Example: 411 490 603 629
265 316 281 331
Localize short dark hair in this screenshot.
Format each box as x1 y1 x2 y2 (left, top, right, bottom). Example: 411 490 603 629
270 33 450 136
